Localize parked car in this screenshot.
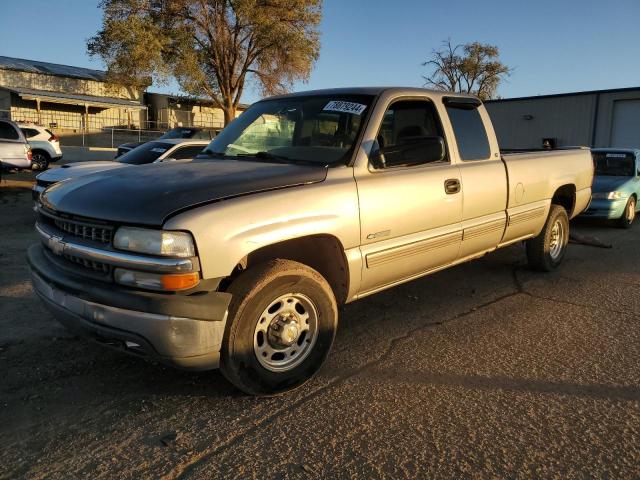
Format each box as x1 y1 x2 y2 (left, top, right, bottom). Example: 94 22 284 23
0 119 31 170
116 127 217 157
28 87 593 395
18 123 63 170
33 139 209 200
580 148 640 227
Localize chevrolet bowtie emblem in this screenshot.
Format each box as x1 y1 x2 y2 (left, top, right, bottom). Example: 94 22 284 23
47 235 65 256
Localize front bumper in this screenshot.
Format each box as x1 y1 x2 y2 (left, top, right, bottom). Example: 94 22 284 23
580 198 627 219
28 244 231 370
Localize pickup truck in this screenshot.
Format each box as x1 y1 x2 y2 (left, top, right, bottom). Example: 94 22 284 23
28 87 593 395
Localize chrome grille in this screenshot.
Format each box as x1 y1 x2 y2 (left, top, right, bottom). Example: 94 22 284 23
62 253 111 274
48 216 113 244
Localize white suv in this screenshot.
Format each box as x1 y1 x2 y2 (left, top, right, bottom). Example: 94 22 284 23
0 120 32 170
18 123 62 170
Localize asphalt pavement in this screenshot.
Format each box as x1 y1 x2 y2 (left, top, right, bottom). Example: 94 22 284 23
0 181 638 479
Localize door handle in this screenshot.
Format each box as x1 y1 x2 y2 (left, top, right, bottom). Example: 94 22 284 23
444 178 461 194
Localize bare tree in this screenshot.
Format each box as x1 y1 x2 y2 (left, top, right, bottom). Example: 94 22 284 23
422 40 512 100
88 0 323 125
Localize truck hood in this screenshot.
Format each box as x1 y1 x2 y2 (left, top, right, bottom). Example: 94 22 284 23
37 161 129 184
592 176 633 193
40 159 328 226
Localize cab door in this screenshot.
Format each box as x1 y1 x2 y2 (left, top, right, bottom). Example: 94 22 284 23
355 98 463 295
443 101 508 259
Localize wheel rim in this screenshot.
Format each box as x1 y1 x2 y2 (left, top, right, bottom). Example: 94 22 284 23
549 219 565 260
626 200 635 223
253 293 319 372
32 153 46 170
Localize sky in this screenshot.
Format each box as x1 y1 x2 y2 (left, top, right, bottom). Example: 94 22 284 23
0 0 639 104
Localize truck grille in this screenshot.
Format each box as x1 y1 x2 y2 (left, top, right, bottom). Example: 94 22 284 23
62 253 111 274
39 208 114 245
53 217 113 243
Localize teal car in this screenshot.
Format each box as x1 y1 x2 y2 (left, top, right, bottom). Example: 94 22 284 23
581 148 640 228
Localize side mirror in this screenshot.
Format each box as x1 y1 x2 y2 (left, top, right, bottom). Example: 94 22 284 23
371 136 445 169
155 157 177 163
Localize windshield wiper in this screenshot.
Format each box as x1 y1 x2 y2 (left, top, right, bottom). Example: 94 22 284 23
234 151 323 166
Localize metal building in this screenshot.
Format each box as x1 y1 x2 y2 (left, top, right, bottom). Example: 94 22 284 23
485 87 640 150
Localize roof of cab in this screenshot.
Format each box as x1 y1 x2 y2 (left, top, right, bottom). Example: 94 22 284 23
262 87 479 101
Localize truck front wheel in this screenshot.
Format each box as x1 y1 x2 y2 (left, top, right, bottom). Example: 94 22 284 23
220 259 338 395
526 205 569 271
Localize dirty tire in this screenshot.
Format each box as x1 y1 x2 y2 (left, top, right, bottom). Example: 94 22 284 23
526 205 569 271
220 259 338 396
617 196 636 229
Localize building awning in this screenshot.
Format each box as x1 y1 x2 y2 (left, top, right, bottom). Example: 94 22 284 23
4 87 146 110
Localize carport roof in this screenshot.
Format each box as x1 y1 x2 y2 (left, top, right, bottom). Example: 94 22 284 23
3 87 146 110
0 56 107 81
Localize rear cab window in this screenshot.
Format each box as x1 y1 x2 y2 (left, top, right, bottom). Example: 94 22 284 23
445 100 491 161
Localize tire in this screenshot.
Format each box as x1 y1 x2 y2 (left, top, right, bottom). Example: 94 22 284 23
526 205 570 272
220 259 338 396
31 151 50 170
617 196 636 229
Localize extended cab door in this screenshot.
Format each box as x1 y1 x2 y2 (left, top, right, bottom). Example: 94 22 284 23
354 96 463 295
443 99 508 259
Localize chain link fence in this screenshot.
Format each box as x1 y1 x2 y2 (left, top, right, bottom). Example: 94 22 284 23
1 107 225 148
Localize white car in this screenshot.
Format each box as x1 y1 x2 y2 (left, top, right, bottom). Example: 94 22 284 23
33 138 209 200
0 120 32 170
18 123 63 170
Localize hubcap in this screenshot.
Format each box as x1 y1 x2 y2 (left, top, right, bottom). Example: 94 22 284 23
627 200 635 223
549 219 565 260
32 154 46 170
253 293 319 372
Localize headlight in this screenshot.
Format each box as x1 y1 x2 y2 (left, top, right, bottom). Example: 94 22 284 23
592 191 624 200
113 227 195 257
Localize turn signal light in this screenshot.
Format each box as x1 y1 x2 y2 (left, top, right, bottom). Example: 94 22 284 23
114 268 200 291
161 272 200 290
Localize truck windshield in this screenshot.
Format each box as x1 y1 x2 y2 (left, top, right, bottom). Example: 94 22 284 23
116 141 173 165
202 95 374 165
593 152 636 176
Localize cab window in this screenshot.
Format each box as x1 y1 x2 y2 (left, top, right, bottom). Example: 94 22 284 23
446 106 491 161
372 100 447 169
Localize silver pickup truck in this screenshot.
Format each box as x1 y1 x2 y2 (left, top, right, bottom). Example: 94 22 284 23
28 87 593 395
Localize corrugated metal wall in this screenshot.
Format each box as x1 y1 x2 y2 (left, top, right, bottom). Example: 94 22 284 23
486 88 640 150
485 94 597 149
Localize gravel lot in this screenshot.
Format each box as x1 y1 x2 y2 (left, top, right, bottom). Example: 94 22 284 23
1 173 639 479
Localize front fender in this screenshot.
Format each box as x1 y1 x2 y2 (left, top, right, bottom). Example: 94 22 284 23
163 168 360 280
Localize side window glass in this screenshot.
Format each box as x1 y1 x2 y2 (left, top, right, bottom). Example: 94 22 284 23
0 121 20 140
446 106 490 161
372 100 447 169
21 128 37 138
172 145 205 160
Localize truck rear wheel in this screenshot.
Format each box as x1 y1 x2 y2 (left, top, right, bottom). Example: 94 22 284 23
526 205 569 271
220 259 338 396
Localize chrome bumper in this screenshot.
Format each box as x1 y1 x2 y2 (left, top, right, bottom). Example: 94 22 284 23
29 245 230 370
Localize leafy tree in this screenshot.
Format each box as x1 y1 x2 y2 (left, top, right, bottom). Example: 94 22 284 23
422 40 512 100
88 0 323 125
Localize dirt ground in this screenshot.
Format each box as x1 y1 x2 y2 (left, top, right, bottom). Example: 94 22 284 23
1 172 639 479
